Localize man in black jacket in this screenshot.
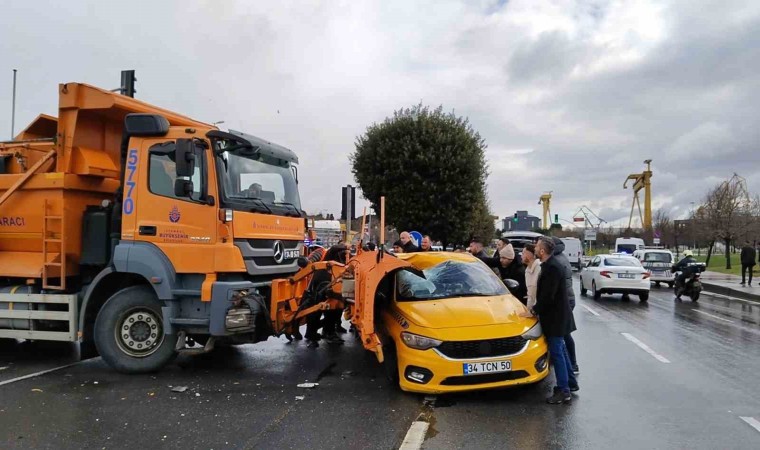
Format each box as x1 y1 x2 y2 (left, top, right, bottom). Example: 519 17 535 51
552 237 579 374
740 240 756 286
533 237 578 404
400 231 420 253
478 244 527 303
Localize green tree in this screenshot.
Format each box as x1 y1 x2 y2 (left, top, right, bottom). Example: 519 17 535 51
351 104 491 246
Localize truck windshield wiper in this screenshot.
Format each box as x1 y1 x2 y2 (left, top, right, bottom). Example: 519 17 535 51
273 201 303 216
228 196 272 214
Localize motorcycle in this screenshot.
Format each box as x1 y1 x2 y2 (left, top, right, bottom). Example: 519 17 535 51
671 262 707 302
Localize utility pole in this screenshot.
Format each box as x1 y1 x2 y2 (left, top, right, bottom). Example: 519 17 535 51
11 69 17 139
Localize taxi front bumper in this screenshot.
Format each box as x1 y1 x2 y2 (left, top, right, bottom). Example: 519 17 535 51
396 337 550 394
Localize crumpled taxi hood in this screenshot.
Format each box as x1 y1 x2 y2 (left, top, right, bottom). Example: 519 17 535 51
395 294 531 330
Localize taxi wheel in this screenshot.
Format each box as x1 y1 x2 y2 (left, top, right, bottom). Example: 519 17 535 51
383 342 400 386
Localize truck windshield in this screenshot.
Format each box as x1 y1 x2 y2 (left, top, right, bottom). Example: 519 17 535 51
396 260 508 301
218 151 301 210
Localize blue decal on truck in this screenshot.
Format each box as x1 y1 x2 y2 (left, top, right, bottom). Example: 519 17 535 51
124 149 138 214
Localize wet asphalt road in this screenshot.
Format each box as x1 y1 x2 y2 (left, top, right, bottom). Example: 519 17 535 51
3 278 760 450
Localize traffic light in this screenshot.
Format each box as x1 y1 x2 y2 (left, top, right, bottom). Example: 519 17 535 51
513 213 518 223
121 70 136 97
554 214 559 224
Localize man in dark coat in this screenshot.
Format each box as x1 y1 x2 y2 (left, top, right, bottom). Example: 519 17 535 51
478 244 527 303
533 237 578 404
400 231 420 253
740 240 756 286
552 237 579 374
468 237 489 259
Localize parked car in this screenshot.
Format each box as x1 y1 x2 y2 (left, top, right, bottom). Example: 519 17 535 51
377 252 550 393
633 248 675 288
502 231 543 255
580 254 651 302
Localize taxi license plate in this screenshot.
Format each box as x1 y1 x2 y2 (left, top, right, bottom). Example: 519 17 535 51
463 360 511 375
618 273 635 279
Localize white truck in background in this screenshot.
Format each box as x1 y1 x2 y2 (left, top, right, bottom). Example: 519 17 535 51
560 237 583 269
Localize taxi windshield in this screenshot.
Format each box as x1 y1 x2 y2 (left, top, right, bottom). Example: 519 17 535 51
396 260 508 301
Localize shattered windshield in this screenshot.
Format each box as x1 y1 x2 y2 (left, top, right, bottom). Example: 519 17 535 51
218 151 301 210
396 260 508 301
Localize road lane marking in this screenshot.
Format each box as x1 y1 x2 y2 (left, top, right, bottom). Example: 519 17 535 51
621 333 671 363
399 421 429 450
692 309 734 323
580 303 601 316
0 362 81 387
740 416 760 434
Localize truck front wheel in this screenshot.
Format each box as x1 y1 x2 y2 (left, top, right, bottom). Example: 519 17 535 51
94 285 177 373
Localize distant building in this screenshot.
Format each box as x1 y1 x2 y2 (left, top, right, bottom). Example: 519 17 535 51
502 210 541 232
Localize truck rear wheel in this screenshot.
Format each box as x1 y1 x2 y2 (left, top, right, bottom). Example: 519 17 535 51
94 285 177 373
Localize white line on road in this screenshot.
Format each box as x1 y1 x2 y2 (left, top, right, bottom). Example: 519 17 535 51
399 421 430 450
580 303 601 316
621 333 671 363
740 416 760 434
0 362 81 387
692 309 734 323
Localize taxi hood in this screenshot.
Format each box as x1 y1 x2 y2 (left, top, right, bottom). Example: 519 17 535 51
395 294 531 330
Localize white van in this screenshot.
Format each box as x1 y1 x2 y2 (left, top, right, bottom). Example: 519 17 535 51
633 248 675 287
615 237 645 255
560 237 583 269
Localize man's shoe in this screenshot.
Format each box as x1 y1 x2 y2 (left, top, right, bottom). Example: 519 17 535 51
572 365 579 375
569 383 580 392
306 340 319 348
547 390 572 404
741 282 746 286
325 334 345 345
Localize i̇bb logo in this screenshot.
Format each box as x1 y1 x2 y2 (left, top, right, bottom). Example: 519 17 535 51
169 205 181 223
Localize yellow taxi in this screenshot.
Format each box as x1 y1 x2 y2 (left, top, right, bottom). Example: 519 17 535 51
378 252 549 393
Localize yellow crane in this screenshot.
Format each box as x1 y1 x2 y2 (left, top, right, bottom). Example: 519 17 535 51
537 192 552 228
624 159 653 230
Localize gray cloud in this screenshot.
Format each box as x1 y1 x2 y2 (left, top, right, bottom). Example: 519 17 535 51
1 0 759 229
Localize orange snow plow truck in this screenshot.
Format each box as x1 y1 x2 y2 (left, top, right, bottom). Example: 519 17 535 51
0 82 332 372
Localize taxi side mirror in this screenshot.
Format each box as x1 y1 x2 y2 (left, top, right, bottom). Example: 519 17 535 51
503 279 520 297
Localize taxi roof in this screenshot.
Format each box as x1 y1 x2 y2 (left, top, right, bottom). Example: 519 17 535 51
396 251 480 270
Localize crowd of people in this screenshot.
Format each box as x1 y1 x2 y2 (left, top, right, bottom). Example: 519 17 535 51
304 230 580 404
467 235 579 403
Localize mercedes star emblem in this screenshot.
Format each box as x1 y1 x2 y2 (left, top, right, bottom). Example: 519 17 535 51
273 240 285 264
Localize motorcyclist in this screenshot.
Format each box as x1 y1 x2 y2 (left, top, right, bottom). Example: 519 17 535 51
672 250 696 292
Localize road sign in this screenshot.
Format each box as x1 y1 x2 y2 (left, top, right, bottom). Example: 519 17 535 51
584 229 597 241
410 231 423 247
573 217 585 222
653 237 660 245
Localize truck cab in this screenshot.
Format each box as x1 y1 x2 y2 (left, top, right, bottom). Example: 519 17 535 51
0 83 306 373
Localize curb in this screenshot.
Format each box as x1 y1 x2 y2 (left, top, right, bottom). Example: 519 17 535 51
701 281 760 302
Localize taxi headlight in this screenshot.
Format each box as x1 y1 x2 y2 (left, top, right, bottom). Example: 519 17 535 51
521 322 543 341
400 332 442 350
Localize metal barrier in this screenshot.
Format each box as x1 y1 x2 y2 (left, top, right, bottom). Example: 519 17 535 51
0 293 78 341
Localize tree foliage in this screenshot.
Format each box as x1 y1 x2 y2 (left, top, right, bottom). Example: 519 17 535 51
351 104 491 245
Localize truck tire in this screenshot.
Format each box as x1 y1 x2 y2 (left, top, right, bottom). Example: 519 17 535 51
94 285 177 373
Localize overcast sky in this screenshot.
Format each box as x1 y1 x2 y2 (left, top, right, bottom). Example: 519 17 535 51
2 0 759 228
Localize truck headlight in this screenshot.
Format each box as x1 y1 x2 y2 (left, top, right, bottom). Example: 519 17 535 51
400 332 442 350
521 322 543 341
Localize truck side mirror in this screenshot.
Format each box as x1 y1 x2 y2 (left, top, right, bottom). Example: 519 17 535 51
175 139 195 177
174 178 194 198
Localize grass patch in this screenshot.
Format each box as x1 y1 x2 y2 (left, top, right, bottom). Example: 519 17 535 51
693 253 743 277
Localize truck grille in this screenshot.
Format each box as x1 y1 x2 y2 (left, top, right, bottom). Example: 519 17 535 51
436 337 528 359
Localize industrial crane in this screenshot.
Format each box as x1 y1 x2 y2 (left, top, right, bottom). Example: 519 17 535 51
624 159 653 230
537 192 552 228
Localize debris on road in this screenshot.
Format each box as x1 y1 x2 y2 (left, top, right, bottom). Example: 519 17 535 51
31 388 43 393
297 382 319 389
171 386 188 393
0 366 8 371
195 393 201 397
295 396 306 401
